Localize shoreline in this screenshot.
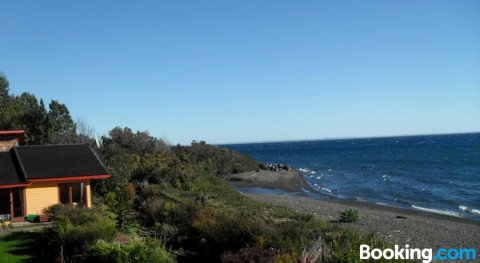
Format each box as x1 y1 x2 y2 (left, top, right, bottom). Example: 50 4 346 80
333 197 479 226
227 170 479 224
227 170 479 248
243 193 480 249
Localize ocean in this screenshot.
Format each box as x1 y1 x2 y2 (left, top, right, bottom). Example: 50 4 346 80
222 133 480 221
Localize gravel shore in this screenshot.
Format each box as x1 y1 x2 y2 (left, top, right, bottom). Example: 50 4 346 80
244 193 480 250
226 170 480 249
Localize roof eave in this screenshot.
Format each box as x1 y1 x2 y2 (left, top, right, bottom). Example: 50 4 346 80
0 182 32 189
27 174 111 183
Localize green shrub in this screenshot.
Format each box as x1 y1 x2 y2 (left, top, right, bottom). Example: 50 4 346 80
88 239 175 263
43 204 67 219
339 208 359 223
105 183 136 231
44 206 117 262
220 247 276 263
190 208 261 260
323 226 405 262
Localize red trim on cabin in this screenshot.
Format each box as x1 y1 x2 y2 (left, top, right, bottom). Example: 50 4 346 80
0 173 109 188
27 174 111 183
0 130 25 144
0 182 32 189
0 130 25 135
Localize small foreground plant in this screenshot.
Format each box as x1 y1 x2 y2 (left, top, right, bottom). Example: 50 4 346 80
339 208 359 223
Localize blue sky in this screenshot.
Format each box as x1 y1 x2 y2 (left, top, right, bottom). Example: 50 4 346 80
1 1 479 144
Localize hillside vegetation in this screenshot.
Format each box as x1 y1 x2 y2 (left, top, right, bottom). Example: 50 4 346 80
0 73 402 262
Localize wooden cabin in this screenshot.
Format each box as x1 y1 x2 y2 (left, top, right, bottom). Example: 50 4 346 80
0 130 110 222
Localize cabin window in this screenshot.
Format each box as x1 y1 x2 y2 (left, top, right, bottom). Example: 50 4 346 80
59 182 86 208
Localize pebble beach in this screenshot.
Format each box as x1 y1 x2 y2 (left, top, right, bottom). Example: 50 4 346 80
228 170 480 249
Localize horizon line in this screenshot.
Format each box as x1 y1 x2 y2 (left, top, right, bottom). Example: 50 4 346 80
215 131 480 146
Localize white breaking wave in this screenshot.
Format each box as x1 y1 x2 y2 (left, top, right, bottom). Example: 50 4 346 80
316 176 322 179
321 187 332 193
412 205 461 217
459 205 480 215
311 171 316 174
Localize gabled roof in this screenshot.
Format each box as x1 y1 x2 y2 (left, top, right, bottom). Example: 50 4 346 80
15 145 108 179
0 144 109 187
0 151 28 187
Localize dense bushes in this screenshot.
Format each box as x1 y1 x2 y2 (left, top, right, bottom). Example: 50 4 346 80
88 239 175 263
186 141 260 176
221 247 276 263
43 206 117 262
135 176 330 262
42 205 177 263
322 226 405 263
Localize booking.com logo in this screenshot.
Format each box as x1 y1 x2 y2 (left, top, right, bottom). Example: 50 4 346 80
360 244 477 262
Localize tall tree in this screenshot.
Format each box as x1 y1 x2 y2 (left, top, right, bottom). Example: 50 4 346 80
0 73 14 129
16 93 48 144
103 127 169 155
46 100 77 144
0 72 82 145
105 182 136 231
0 72 8 100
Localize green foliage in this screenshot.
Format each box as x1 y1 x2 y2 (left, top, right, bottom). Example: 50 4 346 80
322 226 405 262
105 183 137 231
136 177 329 261
220 247 276 263
0 73 12 128
339 208 360 223
88 239 175 263
102 127 169 155
46 100 77 144
0 73 81 144
0 72 9 99
130 156 402 262
96 127 260 200
183 140 260 176
44 206 117 262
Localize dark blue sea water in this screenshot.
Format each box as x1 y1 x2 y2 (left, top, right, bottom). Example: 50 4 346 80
223 133 480 220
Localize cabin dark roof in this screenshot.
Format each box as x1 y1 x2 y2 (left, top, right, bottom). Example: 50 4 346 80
0 144 108 186
15 145 107 179
0 151 25 185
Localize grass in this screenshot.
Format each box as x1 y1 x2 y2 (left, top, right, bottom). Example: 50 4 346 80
0 231 44 263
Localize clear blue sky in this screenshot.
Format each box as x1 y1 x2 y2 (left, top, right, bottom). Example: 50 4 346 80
1 1 479 144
